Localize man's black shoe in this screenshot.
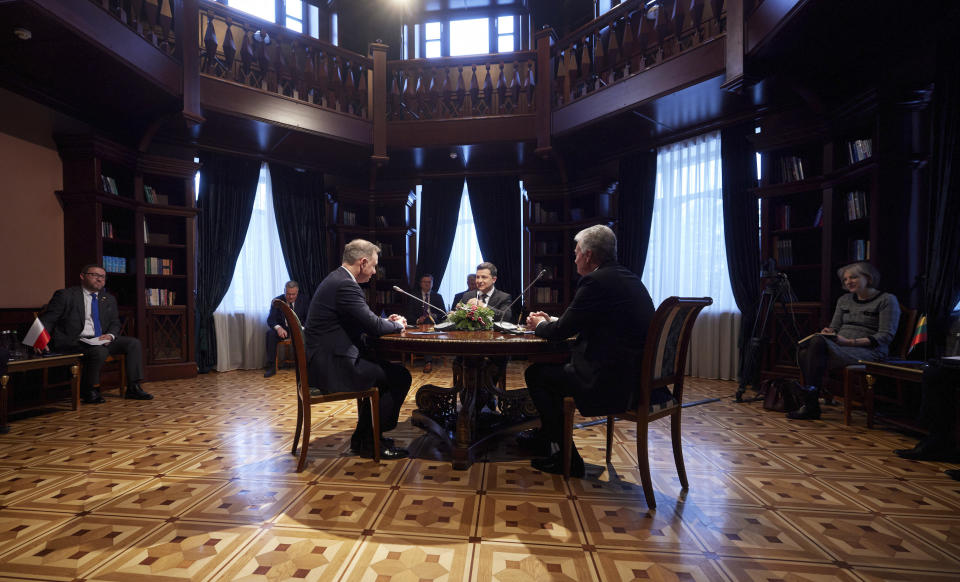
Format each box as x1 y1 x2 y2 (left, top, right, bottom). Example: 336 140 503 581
945 469 960 481
82 390 105 404
351 436 395 452
894 438 955 461
786 403 822 420
531 451 585 478
263 367 277 378
352 439 408 460
125 384 153 400
515 430 551 456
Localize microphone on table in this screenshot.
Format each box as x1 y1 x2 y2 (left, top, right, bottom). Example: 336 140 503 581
493 269 548 333
391 286 448 327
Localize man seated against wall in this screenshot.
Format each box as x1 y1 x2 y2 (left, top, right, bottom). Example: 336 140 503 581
451 274 477 308
39 264 152 403
264 280 310 378
405 273 446 373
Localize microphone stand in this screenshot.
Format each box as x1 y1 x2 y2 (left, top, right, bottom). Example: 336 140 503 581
493 270 547 332
391 286 448 318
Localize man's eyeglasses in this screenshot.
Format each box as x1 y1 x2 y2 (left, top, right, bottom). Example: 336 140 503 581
83 272 106 279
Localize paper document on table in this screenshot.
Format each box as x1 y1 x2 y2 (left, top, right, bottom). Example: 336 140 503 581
79 337 111 346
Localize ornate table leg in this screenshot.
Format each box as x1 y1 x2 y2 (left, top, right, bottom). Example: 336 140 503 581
453 356 486 469
70 363 80 411
1 373 9 433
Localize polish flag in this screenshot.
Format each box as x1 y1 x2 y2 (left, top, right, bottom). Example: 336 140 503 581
23 317 50 351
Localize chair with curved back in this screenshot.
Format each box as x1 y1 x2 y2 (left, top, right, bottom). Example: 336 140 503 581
273 298 380 470
561 296 713 509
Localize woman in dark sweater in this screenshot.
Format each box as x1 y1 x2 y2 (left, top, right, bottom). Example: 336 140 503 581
788 261 901 420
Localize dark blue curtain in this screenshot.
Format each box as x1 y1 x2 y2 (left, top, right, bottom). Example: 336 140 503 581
467 176 522 300
270 164 327 298
617 151 657 275
721 122 761 381
415 177 464 289
195 153 261 373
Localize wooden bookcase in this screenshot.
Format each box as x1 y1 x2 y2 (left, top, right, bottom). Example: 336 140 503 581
55 135 198 381
326 187 416 315
524 177 617 314
753 90 926 379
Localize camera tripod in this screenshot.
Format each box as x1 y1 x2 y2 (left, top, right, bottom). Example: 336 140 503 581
736 273 801 402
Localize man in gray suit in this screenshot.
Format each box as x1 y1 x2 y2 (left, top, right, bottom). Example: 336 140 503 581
303 239 411 460
39 264 152 404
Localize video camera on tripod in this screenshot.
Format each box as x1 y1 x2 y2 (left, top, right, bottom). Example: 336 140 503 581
736 258 801 402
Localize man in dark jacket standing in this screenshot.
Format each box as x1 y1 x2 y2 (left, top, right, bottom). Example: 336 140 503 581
40 264 152 403
264 280 310 377
524 225 656 477
303 239 411 459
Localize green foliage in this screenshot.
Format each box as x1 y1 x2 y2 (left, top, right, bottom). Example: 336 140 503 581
447 302 495 331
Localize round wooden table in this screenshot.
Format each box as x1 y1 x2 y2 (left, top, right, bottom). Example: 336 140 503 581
372 328 571 469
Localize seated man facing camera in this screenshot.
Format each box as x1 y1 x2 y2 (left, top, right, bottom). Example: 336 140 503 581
264 280 309 378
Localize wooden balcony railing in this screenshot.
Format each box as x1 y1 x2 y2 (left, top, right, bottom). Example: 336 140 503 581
552 0 726 107
89 0 180 59
386 53 536 121
198 0 372 119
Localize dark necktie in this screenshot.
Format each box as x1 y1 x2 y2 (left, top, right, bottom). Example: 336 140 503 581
480 293 488 304
422 295 429 317
91 293 102 336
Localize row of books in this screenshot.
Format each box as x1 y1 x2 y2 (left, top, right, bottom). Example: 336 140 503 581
375 215 390 227
145 288 177 306
144 257 174 275
774 204 823 230
531 202 562 224
844 190 869 221
143 185 169 205
103 255 128 274
374 290 396 304
850 239 871 261
773 238 795 266
100 174 121 196
143 222 171 245
531 263 558 280
846 138 873 164
775 155 807 183
533 240 561 254
378 242 395 256
342 210 360 225
102 221 117 238
532 287 559 304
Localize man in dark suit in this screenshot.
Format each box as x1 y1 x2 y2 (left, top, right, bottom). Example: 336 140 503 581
405 274 446 372
468 262 513 322
451 274 477 309
264 280 310 378
39 264 152 403
303 239 411 460
524 225 656 477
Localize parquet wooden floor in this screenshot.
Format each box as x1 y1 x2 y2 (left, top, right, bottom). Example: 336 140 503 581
0 362 958 581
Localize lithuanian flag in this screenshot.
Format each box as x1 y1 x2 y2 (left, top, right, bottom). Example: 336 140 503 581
909 314 928 351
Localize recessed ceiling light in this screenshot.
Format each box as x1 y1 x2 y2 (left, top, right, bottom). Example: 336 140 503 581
13 27 32 41
449 152 458 159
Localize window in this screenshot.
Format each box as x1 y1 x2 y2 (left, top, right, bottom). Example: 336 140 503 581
227 0 274 23
497 15 515 53
437 181 484 308
450 18 489 56
425 22 442 58
642 131 740 379
308 4 319 39
213 163 290 371
285 0 303 33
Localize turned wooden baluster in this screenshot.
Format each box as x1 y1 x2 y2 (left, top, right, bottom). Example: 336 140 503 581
341 60 355 113
414 68 426 118
255 31 274 92
240 29 255 84
468 65 480 115
155 0 169 54
402 68 417 119
455 65 466 117
690 0 706 41
388 71 402 119
302 45 316 103
357 64 368 118
426 68 440 118
655 0 672 63
316 51 329 107
139 0 157 45
580 34 594 93
202 13 218 75
222 20 237 78
510 61 521 110
329 55 343 112
671 0 686 53
439 65 452 119
524 61 535 113
496 63 507 113
711 0 724 35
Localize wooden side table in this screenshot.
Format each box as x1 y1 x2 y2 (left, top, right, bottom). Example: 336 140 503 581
1 353 83 433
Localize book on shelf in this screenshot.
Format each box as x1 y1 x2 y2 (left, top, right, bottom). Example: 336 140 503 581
375 215 389 227
777 155 806 183
774 238 794 267
845 191 868 221
101 221 114 238
849 239 871 261
378 242 394 256
101 175 119 195
812 205 823 227
846 138 873 164
145 288 176 306
776 205 792 230
143 221 149 244
532 202 561 224
534 240 561 254
144 185 156 204
103 255 127 274
533 286 559 303
342 210 357 226
144 257 174 275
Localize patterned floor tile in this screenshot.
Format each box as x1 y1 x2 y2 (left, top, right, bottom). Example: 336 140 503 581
46 424 136 443
276 484 389 531
805 431 907 454
577 496 703 552
567 465 651 501
0 443 79 468
616 441 719 473
7 472 151 514
85 520 258 581
316 456 408 487
483 461 568 496
163 448 279 479
209 526 361 581
0 509 74 555
735 429 822 449
853 566 960 581
474 542 597 582
699 448 804 474
817 476 960 516
718 557 862 581
573 438 640 467
595 549 727 581
884 514 960 561
856 453 960 480
31 445 141 472
683 505 832 562
0 469 77 506
779 508 960 571
650 469 765 508
0 515 162 580
157 427 250 449
400 458 485 491
682 427 757 449
94 477 229 518
769 449 888 477
96 447 203 474
381 486 480 534
731 474 871 511
478 493 582 546
179 480 306 524
342 534 471 582
96 426 190 447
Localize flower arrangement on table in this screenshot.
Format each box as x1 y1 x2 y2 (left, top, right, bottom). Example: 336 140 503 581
447 302 495 331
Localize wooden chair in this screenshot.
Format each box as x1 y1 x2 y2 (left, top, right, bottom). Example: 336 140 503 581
276 338 295 370
273 298 381 470
561 296 713 509
843 304 919 427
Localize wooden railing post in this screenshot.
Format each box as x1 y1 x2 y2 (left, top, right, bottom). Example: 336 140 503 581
534 26 555 157
180 0 203 124
722 0 744 91
369 41 389 167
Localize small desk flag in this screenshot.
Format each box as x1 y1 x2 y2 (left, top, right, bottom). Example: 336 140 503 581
23 317 50 351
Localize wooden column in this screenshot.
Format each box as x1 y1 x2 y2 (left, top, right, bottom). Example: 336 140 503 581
369 42 389 180
722 0 745 91
534 26 556 157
